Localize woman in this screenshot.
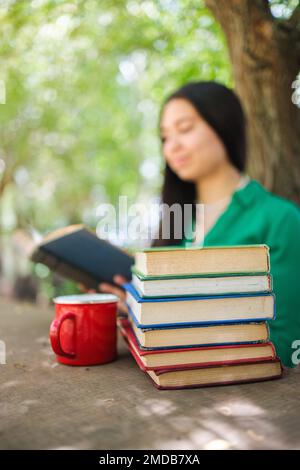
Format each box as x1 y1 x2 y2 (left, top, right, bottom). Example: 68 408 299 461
88 81 300 368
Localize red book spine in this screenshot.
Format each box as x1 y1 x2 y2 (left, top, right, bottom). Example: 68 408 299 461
118 317 276 371
147 362 283 391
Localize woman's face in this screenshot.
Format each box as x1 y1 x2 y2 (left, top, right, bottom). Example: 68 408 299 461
160 98 229 182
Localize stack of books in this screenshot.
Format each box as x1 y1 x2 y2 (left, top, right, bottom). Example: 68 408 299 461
119 245 282 390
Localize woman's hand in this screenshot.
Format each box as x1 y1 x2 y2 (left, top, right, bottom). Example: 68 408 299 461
99 275 128 315
77 275 128 315
77 283 96 294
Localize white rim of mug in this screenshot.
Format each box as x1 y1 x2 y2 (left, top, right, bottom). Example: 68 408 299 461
53 293 119 304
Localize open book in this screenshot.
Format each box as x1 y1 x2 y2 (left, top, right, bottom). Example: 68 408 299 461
25 224 134 289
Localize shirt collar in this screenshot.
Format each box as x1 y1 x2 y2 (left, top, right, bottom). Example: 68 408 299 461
232 179 267 208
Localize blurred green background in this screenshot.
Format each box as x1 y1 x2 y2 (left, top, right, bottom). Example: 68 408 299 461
0 0 298 304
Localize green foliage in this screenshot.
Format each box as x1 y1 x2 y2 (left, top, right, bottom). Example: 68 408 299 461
269 0 299 18
0 0 231 297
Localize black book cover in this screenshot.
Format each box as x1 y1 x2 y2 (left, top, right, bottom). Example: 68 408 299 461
30 225 134 289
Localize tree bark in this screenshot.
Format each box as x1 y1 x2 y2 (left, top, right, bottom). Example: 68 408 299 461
204 0 300 204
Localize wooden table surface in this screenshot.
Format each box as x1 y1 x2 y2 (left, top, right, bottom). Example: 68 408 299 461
0 297 299 450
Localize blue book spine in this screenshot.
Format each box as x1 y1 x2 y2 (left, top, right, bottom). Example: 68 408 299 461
125 310 268 351
126 303 274 330
124 282 275 304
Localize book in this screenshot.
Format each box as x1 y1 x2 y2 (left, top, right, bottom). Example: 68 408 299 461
124 283 275 328
134 244 270 277
118 317 277 370
132 270 272 298
127 313 270 349
29 224 134 289
145 359 282 390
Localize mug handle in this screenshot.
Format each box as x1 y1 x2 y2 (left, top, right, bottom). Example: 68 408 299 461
50 312 76 359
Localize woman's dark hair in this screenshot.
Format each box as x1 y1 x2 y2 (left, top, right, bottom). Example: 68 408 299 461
152 81 247 247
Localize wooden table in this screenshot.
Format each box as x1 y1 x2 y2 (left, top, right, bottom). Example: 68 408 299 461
0 297 299 450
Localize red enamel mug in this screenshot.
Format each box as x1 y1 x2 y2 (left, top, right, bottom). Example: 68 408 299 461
50 294 118 366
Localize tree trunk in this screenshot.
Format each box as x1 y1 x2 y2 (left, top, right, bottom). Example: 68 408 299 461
204 0 300 204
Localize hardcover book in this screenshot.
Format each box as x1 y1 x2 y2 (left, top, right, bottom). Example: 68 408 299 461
124 282 275 328
126 311 270 349
134 244 270 277
29 224 134 289
145 359 282 390
118 317 276 370
131 271 272 298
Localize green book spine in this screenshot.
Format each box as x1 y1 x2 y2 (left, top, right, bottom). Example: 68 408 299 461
139 244 269 253
131 266 271 281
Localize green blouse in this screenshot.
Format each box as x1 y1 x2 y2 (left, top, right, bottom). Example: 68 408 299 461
182 179 300 368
